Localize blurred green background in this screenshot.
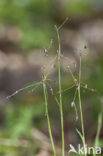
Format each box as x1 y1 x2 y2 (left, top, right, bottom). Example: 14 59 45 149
0 0 103 155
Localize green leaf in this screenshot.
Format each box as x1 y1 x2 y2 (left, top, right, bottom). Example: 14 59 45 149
76 128 84 144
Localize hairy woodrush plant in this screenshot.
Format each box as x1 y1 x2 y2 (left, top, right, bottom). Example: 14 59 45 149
4 18 99 156
54 18 69 156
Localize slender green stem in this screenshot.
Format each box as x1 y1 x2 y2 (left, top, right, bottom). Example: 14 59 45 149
56 26 65 156
78 55 87 156
73 89 78 120
43 78 57 156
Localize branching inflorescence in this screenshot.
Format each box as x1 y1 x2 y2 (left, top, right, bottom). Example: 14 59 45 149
4 18 98 156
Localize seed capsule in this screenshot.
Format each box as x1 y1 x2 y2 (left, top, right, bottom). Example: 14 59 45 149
71 101 75 107
76 115 78 121
84 84 87 89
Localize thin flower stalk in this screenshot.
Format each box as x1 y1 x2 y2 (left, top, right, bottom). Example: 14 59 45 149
78 54 87 156
43 74 57 156
56 26 65 156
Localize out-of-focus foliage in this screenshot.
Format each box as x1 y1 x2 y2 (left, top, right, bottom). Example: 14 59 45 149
5 101 44 139
0 0 103 50
63 0 103 17
0 0 55 50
